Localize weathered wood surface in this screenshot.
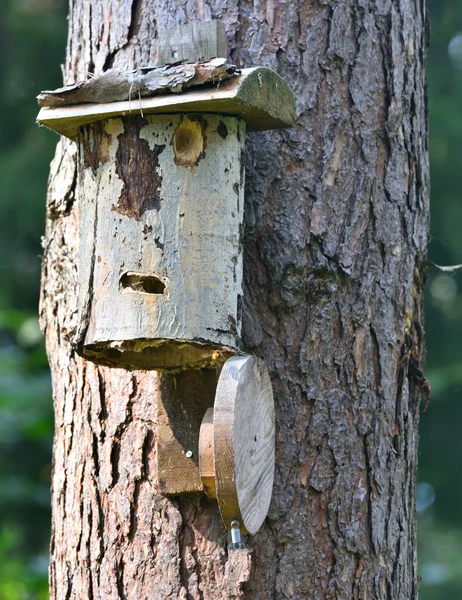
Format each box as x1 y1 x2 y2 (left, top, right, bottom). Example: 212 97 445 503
41 3 429 599
77 113 246 371
158 20 228 65
37 66 296 139
213 356 275 535
37 58 237 107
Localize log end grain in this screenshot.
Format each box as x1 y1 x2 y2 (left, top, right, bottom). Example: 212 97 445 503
78 338 237 372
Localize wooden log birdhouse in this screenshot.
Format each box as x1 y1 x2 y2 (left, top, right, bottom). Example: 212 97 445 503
37 58 295 372
37 20 294 538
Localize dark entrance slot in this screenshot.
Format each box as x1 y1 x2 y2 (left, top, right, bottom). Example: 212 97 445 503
120 272 166 294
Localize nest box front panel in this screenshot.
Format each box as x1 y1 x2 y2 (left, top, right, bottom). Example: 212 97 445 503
76 113 245 370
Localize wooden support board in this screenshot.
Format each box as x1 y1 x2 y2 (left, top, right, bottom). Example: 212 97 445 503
36 67 296 140
158 21 228 65
156 370 218 495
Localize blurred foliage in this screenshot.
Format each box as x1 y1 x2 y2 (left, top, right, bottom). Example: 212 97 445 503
419 0 462 598
0 0 461 598
0 0 67 597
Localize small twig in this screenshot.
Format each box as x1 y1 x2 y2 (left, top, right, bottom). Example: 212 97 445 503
424 260 462 273
138 88 143 117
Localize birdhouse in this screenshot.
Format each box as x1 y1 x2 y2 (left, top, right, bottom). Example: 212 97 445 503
37 64 295 371
37 20 292 538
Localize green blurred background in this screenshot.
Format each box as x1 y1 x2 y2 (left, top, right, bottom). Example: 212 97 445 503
0 0 461 598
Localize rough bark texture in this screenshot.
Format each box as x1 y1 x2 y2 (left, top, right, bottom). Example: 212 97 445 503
41 1 429 599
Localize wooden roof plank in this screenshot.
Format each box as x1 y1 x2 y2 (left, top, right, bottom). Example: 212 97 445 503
36 67 295 139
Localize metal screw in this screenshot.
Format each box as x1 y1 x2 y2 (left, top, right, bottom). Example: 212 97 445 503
230 520 241 549
185 450 193 458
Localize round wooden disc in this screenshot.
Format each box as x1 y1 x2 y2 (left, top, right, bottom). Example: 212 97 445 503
214 356 275 535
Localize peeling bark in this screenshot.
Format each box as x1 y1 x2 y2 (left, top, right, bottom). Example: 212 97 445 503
42 0 429 598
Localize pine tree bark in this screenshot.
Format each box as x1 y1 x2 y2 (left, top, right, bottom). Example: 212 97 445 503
41 1 429 598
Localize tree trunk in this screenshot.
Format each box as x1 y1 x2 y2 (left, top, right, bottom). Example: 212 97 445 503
41 1 429 598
